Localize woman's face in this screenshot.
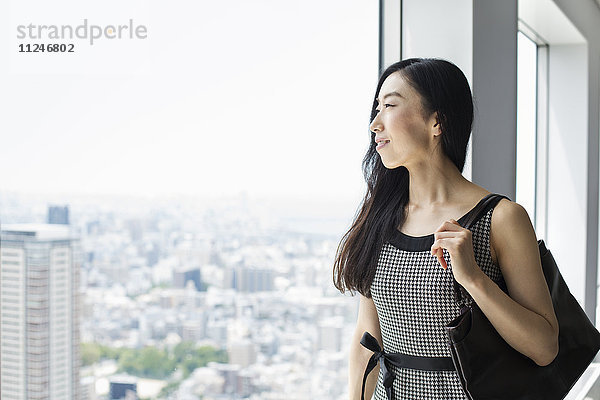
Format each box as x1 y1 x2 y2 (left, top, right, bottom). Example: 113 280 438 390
370 71 438 169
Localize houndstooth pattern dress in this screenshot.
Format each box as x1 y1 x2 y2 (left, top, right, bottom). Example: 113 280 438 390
370 194 507 400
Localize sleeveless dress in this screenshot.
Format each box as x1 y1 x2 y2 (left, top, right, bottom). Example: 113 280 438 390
370 194 507 400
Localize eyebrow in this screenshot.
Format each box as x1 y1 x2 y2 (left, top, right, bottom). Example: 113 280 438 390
375 91 403 104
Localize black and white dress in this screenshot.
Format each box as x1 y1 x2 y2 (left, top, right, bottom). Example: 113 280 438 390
371 194 506 400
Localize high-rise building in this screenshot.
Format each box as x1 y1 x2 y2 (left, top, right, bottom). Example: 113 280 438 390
108 375 137 400
47 205 70 225
172 267 202 291
227 339 257 368
0 223 81 400
225 266 274 292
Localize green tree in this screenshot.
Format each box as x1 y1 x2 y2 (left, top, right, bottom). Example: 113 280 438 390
81 343 102 366
117 346 175 379
82 341 227 382
117 348 139 375
138 346 175 378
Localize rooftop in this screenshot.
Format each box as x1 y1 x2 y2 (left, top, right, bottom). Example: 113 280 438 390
1 223 73 241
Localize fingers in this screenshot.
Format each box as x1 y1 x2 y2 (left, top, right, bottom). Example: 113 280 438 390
437 252 447 269
431 247 447 269
434 219 463 233
431 219 464 271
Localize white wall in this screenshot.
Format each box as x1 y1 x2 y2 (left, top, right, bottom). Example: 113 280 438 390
401 0 474 180
547 43 588 307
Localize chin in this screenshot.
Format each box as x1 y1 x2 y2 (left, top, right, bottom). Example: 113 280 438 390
383 163 400 169
381 159 402 169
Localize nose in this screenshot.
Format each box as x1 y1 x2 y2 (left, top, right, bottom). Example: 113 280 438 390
370 116 382 134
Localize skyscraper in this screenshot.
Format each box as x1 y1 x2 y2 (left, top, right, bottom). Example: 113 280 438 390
0 223 81 400
47 206 70 225
173 266 203 291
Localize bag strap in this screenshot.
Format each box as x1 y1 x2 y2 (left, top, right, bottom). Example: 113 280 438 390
453 193 512 307
462 193 511 230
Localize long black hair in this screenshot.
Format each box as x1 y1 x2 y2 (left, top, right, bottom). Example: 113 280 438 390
332 58 474 298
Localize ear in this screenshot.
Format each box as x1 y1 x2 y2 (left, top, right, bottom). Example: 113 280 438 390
431 113 442 137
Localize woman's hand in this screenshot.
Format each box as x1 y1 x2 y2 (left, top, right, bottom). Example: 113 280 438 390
430 218 483 286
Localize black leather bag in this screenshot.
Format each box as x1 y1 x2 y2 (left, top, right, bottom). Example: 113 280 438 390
445 193 600 400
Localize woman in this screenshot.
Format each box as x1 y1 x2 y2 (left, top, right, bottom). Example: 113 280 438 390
333 58 559 400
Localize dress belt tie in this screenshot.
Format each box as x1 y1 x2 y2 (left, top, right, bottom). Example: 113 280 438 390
359 331 456 400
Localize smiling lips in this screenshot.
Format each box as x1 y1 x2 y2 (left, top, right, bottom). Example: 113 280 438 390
376 138 390 150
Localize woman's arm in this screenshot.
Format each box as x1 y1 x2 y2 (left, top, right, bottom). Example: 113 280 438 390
462 199 559 366
349 293 382 400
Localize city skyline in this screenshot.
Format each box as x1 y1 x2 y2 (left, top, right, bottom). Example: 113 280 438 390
1 195 355 399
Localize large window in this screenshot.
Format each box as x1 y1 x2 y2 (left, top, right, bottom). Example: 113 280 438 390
516 30 538 228
0 2 379 399
516 24 551 242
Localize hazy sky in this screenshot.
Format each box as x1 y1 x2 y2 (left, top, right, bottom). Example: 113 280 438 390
1 0 378 202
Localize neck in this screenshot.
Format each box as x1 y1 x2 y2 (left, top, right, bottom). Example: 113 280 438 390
405 155 468 208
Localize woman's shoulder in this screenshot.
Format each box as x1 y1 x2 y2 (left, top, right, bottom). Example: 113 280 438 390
463 184 514 209
488 193 530 267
